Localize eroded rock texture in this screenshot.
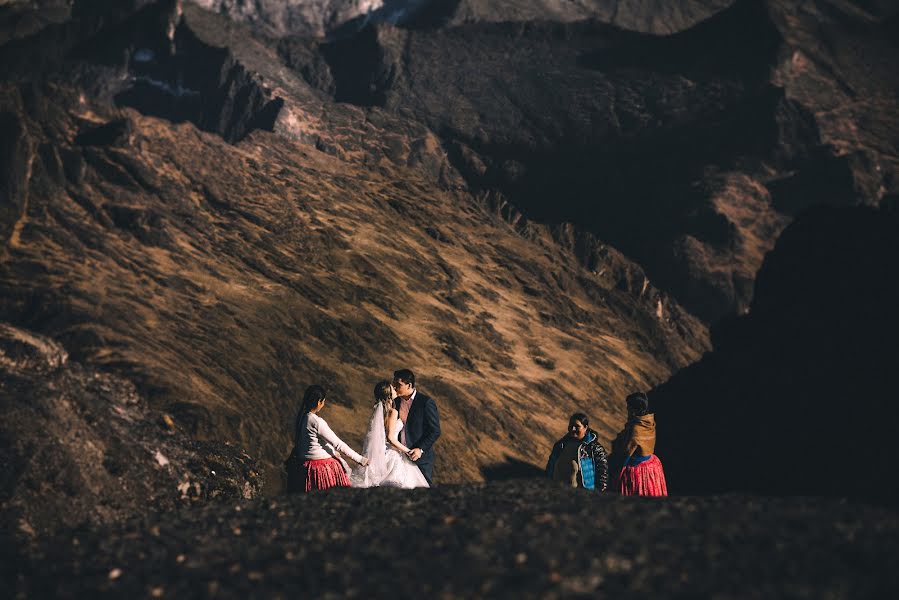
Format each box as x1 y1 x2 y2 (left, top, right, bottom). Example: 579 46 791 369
412 0 736 33
0 323 263 539
281 0 899 321
183 1 737 39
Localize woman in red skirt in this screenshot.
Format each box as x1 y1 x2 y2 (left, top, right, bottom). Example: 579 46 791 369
611 392 668 496
293 385 368 492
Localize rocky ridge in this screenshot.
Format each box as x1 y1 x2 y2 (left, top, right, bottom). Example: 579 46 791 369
184 0 738 39
278 0 899 321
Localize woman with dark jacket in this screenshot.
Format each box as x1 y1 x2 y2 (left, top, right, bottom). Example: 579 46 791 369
611 392 668 496
545 412 609 492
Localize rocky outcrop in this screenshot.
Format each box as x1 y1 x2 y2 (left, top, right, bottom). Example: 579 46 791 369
413 0 735 33
285 0 899 322
186 0 738 38
0 0 282 143
0 323 263 539
651 205 899 503
189 0 386 38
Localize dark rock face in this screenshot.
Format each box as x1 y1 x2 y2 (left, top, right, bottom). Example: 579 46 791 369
187 0 737 38
412 0 736 33
0 322 263 539
652 205 899 503
188 0 388 38
0 1 72 46
284 0 899 322
0 0 282 143
112 11 285 143
8 481 899 598
0 110 31 245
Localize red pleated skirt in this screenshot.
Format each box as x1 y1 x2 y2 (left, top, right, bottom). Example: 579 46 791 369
617 454 668 496
303 457 351 493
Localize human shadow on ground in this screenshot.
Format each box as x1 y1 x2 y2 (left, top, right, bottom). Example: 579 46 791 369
480 456 545 481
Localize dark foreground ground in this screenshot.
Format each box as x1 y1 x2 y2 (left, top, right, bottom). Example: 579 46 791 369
5 481 899 599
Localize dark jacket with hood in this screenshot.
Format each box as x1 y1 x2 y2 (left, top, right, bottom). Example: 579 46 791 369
545 428 609 492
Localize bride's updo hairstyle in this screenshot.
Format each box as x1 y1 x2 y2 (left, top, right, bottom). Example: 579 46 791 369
373 379 394 410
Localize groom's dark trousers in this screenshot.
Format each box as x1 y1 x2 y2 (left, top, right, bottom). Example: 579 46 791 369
397 391 440 485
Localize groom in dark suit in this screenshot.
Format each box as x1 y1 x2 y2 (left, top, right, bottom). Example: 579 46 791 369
393 369 440 486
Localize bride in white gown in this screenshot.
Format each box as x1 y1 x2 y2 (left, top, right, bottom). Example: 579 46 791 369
350 380 429 489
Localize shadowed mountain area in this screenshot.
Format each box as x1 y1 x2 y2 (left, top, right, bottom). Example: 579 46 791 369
185 0 738 38
280 0 899 321
407 0 737 33
652 204 899 504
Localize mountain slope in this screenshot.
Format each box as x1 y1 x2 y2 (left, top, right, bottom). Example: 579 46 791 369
0 1 707 532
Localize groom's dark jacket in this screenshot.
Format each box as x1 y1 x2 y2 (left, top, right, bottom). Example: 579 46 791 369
396 390 440 485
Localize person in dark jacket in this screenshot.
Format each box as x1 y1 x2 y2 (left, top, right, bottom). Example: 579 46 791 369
545 412 609 492
392 369 440 486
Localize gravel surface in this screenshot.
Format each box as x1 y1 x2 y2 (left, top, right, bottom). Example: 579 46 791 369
8 480 899 599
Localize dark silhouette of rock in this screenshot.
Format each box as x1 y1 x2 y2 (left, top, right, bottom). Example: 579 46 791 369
652 205 899 504
0 109 31 245
480 456 545 480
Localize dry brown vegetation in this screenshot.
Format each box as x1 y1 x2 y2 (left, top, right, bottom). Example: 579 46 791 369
1 84 707 490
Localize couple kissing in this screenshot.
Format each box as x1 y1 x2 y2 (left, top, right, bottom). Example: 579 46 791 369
292 369 440 492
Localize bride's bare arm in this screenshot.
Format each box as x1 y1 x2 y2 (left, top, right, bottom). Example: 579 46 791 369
385 408 411 453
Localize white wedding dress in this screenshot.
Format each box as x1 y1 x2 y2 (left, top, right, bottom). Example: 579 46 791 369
350 403 429 489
